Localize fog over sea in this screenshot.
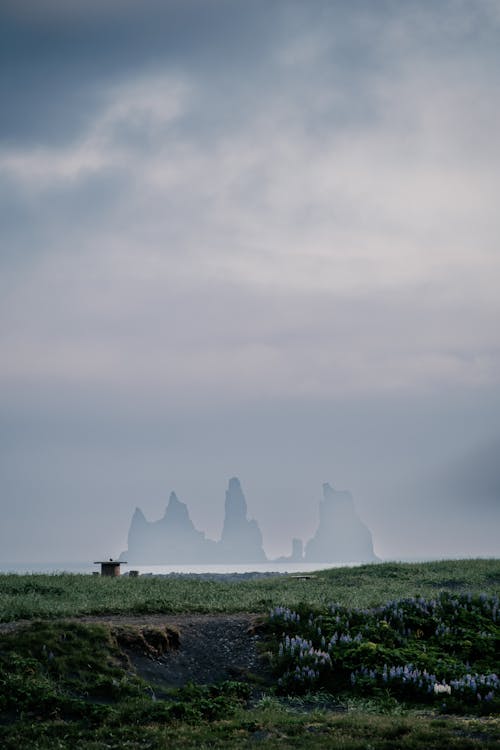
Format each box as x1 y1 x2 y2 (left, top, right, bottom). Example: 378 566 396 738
2 4 500 570
0 562 365 576
0 559 466 576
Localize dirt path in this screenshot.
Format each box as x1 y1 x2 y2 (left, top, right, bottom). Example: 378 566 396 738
0 614 273 690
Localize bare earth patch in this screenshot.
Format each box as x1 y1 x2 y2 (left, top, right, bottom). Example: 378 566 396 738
0 614 272 691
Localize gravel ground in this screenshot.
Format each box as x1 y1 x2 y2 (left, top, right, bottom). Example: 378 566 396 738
116 614 272 690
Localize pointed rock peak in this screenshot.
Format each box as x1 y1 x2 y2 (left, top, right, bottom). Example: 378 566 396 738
164 490 195 528
225 476 247 518
132 507 147 522
168 491 181 508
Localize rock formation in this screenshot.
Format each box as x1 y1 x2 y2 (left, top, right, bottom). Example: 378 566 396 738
274 537 304 563
123 478 265 564
121 478 377 564
304 483 377 563
125 491 218 564
219 477 267 562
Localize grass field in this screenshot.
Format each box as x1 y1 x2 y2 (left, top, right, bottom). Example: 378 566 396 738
1 558 499 622
1 559 499 749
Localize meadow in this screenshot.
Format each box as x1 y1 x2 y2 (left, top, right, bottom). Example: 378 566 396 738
1 558 499 622
1 559 499 749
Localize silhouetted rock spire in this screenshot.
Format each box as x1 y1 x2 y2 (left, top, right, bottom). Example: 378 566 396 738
122 478 377 564
124 492 217 564
219 477 266 562
163 492 196 532
304 483 376 563
127 507 148 550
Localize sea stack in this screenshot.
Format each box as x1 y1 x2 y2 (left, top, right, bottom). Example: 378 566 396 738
219 477 267 562
304 483 377 563
121 478 377 565
123 491 217 564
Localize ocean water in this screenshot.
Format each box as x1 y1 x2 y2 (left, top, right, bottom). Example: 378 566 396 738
0 561 364 575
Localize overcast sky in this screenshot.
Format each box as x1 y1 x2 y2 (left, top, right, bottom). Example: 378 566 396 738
1 0 499 564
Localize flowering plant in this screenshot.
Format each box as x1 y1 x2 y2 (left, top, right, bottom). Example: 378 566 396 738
267 593 500 713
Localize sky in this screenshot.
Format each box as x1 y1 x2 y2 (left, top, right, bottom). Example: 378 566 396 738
1 0 499 564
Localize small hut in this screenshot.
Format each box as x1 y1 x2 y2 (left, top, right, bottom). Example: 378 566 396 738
94 558 126 577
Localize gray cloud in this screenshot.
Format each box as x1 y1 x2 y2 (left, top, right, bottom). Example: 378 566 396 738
438 438 500 509
1 0 500 563
3 0 499 146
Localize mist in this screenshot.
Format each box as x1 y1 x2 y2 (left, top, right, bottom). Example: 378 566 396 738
1 0 499 565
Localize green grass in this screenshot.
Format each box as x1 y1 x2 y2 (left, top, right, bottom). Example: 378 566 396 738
2 694 500 748
1 559 499 621
0 619 252 746
266 592 500 714
1 560 499 748
0 621 147 718
0 616 499 748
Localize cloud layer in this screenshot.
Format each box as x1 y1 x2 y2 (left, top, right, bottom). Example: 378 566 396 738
1 1 499 562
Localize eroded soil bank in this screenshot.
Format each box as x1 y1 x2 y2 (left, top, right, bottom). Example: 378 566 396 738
1 613 272 691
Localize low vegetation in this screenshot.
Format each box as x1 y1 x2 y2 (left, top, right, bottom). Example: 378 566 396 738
0 558 499 621
0 560 499 748
267 592 500 713
0 620 251 749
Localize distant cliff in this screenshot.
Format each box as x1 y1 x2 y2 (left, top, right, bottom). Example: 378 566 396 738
121 478 377 564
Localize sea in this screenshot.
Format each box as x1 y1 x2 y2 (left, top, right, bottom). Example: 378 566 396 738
0 561 364 575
